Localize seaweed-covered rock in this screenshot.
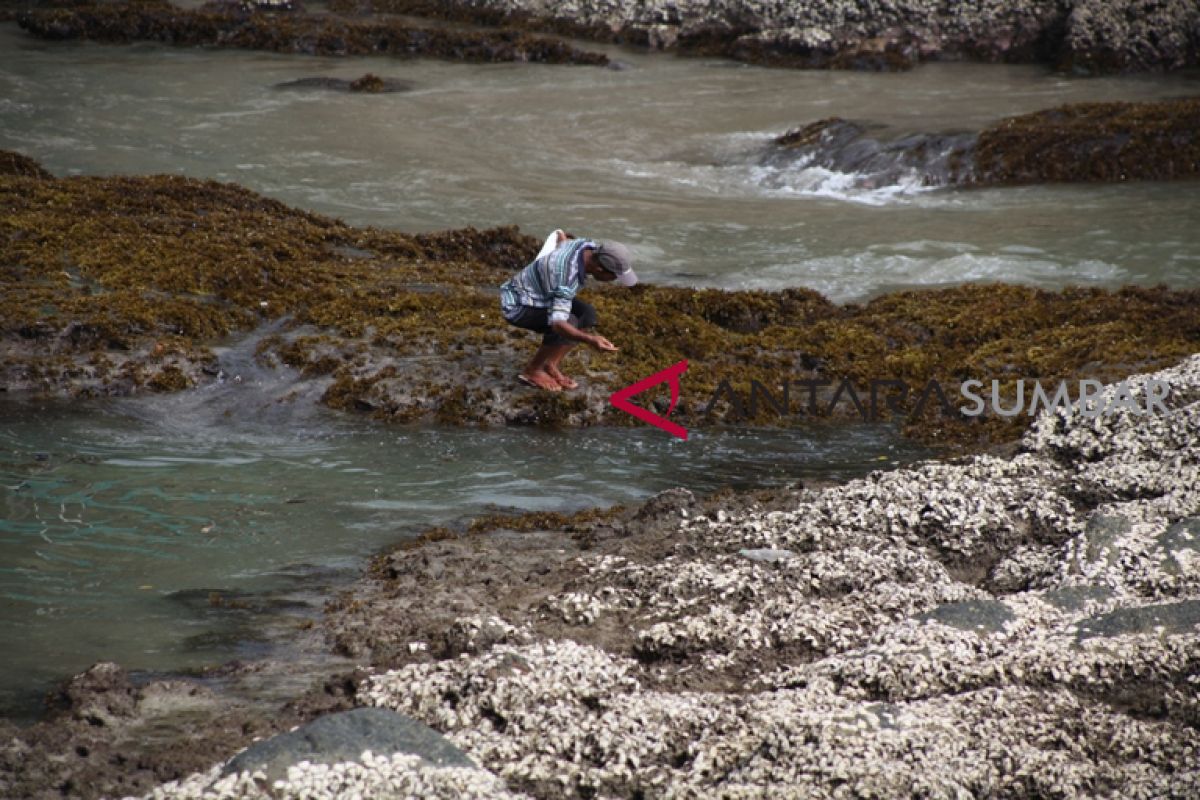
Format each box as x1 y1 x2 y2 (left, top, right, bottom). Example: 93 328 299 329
16 1 610 66
4 151 1200 448
974 98 1200 185
0 149 53 179
772 98 1200 188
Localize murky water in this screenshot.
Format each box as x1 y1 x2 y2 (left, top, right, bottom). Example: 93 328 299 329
1 18 1198 719
1 25 1198 302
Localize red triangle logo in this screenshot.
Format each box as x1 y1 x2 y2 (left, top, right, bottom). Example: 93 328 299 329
609 360 689 440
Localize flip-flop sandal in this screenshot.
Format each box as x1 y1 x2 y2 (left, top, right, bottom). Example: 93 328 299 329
556 377 579 390
516 374 561 392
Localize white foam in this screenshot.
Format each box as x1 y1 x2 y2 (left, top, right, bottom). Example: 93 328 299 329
720 251 1132 304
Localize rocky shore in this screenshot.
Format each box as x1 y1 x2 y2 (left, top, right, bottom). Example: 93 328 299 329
6 0 1198 72
5 350 1195 798
332 0 1200 72
771 97 1200 187
4 152 1200 449
12 0 611 65
317 355 1200 797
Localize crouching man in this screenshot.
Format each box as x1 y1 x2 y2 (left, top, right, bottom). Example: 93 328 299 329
499 231 637 392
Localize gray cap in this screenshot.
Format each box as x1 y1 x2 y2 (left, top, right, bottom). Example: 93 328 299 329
594 241 638 287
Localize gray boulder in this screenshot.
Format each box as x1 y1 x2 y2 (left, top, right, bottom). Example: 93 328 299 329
915 599 1015 634
1077 599 1200 640
222 707 474 784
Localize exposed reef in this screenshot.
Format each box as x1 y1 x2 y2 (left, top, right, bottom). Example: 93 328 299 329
72 354 1199 799
772 97 1200 188
974 98 1200 185
328 0 1200 73
14 0 610 66
4 152 1200 449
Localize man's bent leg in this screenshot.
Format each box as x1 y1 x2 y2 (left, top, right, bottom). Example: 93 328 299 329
544 300 596 389
520 345 563 391
507 306 563 392
542 343 578 389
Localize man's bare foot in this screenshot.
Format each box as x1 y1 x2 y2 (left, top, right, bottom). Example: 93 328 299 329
517 371 562 392
545 366 578 390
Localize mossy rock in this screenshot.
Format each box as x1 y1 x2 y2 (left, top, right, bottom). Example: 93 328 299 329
0 150 53 179
975 98 1200 185
774 99 1200 189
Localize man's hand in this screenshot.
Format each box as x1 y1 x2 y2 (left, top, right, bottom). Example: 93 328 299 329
590 335 618 352
549 320 616 350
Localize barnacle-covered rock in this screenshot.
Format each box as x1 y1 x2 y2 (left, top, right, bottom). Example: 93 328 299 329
334 0 1198 73
140 355 1200 798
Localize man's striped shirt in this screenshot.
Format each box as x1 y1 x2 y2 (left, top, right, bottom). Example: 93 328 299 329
500 238 594 323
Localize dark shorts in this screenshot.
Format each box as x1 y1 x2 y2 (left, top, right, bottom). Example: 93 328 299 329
504 299 597 346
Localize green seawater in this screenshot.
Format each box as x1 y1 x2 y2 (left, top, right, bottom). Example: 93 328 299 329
0 381 929 720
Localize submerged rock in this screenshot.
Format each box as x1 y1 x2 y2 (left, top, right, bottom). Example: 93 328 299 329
273 73 412 92
770 117 974 187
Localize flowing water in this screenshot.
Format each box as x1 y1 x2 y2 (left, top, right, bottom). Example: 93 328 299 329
0 19 1198 719
2 25 1199 301
0 332 931 718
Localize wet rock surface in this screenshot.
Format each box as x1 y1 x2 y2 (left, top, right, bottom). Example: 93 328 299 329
0 662 302 800
769 117 975 188
5 154 1200 449
772 97 1200 188
125 354 1200 798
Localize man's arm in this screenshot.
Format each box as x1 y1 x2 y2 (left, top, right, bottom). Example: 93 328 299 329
550 319 618 351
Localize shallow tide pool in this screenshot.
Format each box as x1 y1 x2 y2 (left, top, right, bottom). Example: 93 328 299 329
0 378 930 719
